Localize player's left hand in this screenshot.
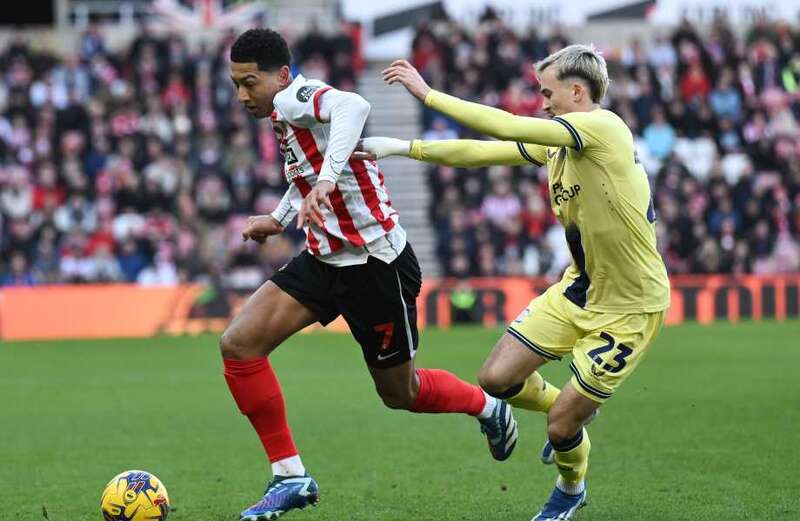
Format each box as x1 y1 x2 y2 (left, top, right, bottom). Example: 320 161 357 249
352 137 412 161
298 180 335 229
241 215 283 244
382 60 431 102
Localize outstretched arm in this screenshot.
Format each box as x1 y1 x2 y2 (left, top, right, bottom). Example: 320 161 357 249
356 137 545 168
382 60 575 148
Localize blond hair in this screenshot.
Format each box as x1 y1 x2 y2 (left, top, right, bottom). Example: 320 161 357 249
536 44 609 103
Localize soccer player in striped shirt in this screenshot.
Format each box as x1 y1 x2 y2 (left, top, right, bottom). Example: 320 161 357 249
221 29 517 521
359 45 671 521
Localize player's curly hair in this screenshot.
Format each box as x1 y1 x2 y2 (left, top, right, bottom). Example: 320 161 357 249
230 28 291 71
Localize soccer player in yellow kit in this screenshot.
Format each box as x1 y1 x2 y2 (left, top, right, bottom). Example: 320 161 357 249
358 45 671 520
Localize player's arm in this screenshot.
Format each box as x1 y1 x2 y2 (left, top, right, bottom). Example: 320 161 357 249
241 185 298 243
357 137 546 167
383 60 577 149
298 89 370 227
424 91 577 148
315 89 370 184
270 184 299 228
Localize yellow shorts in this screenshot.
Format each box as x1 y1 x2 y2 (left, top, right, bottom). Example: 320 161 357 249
507 285 665 403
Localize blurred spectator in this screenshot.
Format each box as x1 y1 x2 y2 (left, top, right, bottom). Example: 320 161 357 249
414 13 800 276
1 250 36 286
2 17 799 284
0 24 361 287
643 108 676 161
423 117 458 141
137 248 178 286
116 238 146 282
709 69 743 122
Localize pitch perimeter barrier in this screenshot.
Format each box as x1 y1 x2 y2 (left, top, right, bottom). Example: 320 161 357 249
0 284 203 341
1 274 798 341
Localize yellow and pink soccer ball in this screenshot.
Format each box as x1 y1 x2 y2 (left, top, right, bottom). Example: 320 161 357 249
100 470 170 520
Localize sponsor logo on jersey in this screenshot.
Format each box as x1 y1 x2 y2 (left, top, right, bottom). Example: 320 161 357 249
296 85 319 102
286 163 305 181
552 181 582 206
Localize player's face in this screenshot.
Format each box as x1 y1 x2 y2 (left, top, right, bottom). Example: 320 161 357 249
230 62 290 119
538 66 582 117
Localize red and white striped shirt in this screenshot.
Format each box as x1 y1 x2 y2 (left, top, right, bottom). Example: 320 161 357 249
269 75 407 266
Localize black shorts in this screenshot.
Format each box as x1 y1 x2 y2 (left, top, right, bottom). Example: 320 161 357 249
270 243 422 368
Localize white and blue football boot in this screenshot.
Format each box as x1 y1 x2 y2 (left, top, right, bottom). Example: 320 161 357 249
531 484 587 521
239 474 320 520
478 399 518 461
541 410 598 465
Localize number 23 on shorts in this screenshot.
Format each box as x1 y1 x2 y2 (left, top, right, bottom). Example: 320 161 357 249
569 316 663 403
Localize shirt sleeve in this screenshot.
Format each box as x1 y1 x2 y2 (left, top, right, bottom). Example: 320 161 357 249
424 89 576 148
274 80 332 128
551 111 611 153
408 139 546 167
517 142 548 166
269 184 299 227
316 90 371 184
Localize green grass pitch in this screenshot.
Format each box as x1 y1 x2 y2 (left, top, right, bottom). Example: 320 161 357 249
1 322 799 521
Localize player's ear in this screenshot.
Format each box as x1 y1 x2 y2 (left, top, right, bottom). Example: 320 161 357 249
572 82 583 102
278 65 291 86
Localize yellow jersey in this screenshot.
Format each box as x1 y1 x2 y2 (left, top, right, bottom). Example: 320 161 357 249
410 91 670 313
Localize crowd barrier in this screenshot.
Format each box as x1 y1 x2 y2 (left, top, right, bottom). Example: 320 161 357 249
1 275 798 341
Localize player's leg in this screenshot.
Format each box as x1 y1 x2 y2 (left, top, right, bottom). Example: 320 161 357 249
366 359 489 416
220 280 317 469
222 253 338 520
339 244 514 460
478 288 578 416
532 310 666 521
478 333 557 413
367 353 521 461
343 244 488 417
530 383 595 521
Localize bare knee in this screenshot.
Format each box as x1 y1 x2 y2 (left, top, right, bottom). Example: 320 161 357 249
547 412 581 445
376 386 416 410
477 364 515 394
220 328 268 360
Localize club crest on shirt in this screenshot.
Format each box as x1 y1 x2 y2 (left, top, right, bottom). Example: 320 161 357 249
296 85 319 102
590 364 607 377
513 307 530 324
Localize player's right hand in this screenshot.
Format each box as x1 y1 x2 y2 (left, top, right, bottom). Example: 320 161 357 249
241 215 283 244
382 60 431 101
352 137 412 161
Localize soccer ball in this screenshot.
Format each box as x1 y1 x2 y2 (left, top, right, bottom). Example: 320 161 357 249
100 470 170 521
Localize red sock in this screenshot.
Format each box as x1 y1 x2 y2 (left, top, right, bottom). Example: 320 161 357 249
223 357 298 463
410 368 486 416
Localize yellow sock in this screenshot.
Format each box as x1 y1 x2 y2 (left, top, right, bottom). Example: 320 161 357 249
507 372 560 413
554 428 591 488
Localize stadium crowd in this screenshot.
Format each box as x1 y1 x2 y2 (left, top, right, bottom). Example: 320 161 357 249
0 22 361 287
413 11 800 277
2 14 800 287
